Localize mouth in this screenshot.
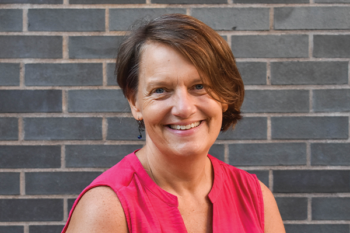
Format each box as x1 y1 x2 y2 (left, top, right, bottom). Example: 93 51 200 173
168 121 201 130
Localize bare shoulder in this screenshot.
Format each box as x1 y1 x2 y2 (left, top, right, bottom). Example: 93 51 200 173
258 181 286 233
66 186 128 233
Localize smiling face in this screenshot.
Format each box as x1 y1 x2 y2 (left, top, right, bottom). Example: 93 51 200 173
129 42 227 158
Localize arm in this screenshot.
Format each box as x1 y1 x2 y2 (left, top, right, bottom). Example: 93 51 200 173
259 181 286 233
66 186 128 233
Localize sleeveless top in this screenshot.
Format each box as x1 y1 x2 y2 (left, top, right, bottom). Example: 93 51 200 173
62 151 264 233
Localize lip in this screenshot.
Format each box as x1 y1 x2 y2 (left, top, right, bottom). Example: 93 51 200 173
165 120 203 136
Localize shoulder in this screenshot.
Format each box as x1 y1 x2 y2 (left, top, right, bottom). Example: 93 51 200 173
66 186 128 233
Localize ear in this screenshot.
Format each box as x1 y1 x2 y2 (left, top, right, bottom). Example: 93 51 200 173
127 95 143 120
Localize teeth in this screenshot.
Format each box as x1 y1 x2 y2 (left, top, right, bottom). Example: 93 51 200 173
170 121 200 130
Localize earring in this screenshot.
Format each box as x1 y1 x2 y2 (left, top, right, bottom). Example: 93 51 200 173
137 120 144 139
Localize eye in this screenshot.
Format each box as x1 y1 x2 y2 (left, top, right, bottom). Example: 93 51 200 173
154 88 165 94
194 84 204 90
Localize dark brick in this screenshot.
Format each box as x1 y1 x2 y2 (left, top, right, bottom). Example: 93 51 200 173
209 144 224 161
0 0 62 3
153 0 225 3
191 8 269 31
229 143 306 166
271 61 348 85
28 9 104 32
69 36 123 59
24 118 102 140
71 0 143 3
0 146 60 168
241 90 309 113
107 63 117 86
107 117 145 140
314 35 350 58
68 90 130 113
285 224 349 233
311 143 350 166
247 170 269 186
0 36 62 59
0 90 61 113
66 145 141 168
234 0 307 3
313 198 350 220
275 7 350 30
0 173 20 195
0 118 18 140
276 197 307 220
271 117 348 140
232 35 308 58
0 10 22 32
237 62 266 85
26 172 101 195
0 226 23 233
29 225 65 233
25 63 102 86
0 199 63 221
274 170 350 193
218 117 267 140
109 8 186 31
313 89 350 112
68 198 75 213
0 63 20 86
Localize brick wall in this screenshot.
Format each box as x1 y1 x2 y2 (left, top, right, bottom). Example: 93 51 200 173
0 1 349 233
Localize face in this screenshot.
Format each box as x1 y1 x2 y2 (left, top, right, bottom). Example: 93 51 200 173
129 42 227 158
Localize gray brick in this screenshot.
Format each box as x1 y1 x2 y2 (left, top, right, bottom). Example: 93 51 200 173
0 10 22 32
24 118 102 140
313 198 350 220
285 224 350 233
0 226 23 233
68 198 75 213
0 63 20 86
69 36 123 59
25 63 102 86
109 8 186 31
311 143 350 166
0 90 61 113
209 144 224 161
0 118 18 140
68 90 130 113
0 146 60 168
0 0 62 3
28 9 104 32
241 90 309 113
0 173 20 195
229 143 306 166
236 62 266 85
314 35 350 58
275 7 350 30
71 0 143 3
275 197 307 220
246 170 269 186
26 172 101 195
232 35 308 58
0 199 63 221
218 117 267 140
313 89 350 112
272 117 349 140
66 145 141 168
274 170 350 193
234 0 307 2
107 117 145 140
271 61 348 85
0 36 62 59
191 8 269 31
29 225 65 233
107 63 117 86
153 0 225 3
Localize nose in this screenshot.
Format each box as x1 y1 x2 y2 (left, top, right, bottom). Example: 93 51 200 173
171 87 196 119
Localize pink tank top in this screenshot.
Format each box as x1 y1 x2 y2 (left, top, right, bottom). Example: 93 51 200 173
62 151 264 233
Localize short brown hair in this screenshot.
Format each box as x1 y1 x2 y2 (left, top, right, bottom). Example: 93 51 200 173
116 14 244 131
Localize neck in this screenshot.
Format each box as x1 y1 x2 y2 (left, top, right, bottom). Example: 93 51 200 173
136 143 213 196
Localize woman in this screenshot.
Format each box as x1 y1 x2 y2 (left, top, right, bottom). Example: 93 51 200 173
63 14 285 233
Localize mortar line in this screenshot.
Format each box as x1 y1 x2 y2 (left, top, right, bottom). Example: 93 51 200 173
22 8 28 32
227 35 232 50
227 0 233 4
19 62 25 87
61 145 66 169
24 224 29 233
269 7 274 31
62 90 68 113
348 61 350 85
146 0 151 4
105 8 109 32
266 61 271 85
18 117 24 141
307 197 312 221
64 197 68 221
224 144 229 164
63 0 69 4
103 62 107 86
62 35 69 59
309 34 313 58
20 172 25 196
186 8 191 16
269 170 273 191
309 90 313 113
306 142 311 167
267 116 271 141
102 117 108 141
